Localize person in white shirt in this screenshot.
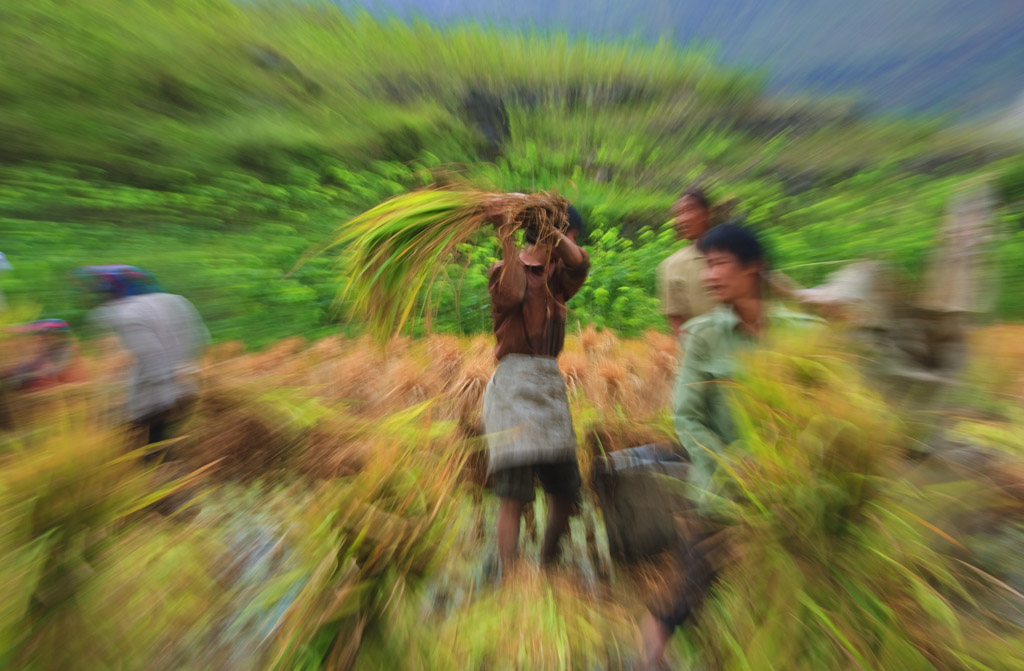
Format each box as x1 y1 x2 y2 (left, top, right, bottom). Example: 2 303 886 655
74 265 209 463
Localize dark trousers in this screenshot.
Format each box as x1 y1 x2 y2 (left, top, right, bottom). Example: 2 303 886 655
656 516 726 631
132 397 194 465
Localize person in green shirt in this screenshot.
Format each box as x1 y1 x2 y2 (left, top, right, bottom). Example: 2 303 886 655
642 222 822 668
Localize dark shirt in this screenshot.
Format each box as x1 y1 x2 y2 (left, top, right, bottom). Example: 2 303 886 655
488 250 590 360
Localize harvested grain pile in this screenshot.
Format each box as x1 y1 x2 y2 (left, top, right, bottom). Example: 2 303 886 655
184 382 331 480
688 332 1024 669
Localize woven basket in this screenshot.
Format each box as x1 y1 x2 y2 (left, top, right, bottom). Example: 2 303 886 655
591 444 690 563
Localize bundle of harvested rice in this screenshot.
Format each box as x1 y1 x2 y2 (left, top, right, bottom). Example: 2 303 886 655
326 187 571 341
686 332 1024 670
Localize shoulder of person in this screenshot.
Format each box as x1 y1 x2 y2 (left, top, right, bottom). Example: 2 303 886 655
682 309 724 339
771 305 827 328
679 242 703 260
167 292 202 314
94 299 147 331
656 252 674 272
766 270 801 290
89 303 115 328
678 310 729 358
137 291 177 309
660 244 692 267
132 292 195 320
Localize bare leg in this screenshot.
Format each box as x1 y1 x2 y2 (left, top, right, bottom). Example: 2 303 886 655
540 493 573 566
640 612 672 669
497 497 524 569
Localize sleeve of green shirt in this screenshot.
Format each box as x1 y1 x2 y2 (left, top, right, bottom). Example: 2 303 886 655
672 326 728 495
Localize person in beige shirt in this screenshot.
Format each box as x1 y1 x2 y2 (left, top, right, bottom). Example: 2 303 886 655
657 188 718 337
658 189 805 339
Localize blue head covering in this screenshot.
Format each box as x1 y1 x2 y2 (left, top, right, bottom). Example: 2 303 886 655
72 265 161 299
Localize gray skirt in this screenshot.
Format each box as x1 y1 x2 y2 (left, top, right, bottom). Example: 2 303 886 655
482 354 578 473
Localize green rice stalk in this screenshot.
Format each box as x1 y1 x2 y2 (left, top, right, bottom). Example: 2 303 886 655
0 403 224 670
266 402 472 670
326 187 570 342
685 332 1024 670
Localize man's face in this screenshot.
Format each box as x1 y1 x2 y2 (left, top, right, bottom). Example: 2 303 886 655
671 195 710 241
702 249 761 305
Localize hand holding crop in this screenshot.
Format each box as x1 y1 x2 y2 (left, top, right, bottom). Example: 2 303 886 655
484 193 526 231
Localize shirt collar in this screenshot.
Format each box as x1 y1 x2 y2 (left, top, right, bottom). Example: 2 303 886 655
713 303 741 332
715 301 790 334
519 251 552 269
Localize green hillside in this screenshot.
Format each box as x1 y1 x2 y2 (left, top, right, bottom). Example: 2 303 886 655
1 0 1022 344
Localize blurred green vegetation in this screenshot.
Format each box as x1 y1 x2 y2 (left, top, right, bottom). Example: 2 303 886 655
1 0 1022 345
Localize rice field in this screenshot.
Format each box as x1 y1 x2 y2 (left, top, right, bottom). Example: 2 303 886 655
2 325 1023 670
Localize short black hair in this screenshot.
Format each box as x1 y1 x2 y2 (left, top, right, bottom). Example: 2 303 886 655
525 204 585 244
696 222 766 267
566 205 585 237
679 186 711 211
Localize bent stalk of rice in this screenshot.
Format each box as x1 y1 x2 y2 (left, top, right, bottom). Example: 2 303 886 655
325 187 571 342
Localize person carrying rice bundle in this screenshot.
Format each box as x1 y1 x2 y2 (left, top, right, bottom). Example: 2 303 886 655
643 223 822 668
324 186 591 571
481 197 590 573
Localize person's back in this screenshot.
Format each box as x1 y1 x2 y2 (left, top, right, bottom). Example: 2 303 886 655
96 291 208 422
795 252 969 428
